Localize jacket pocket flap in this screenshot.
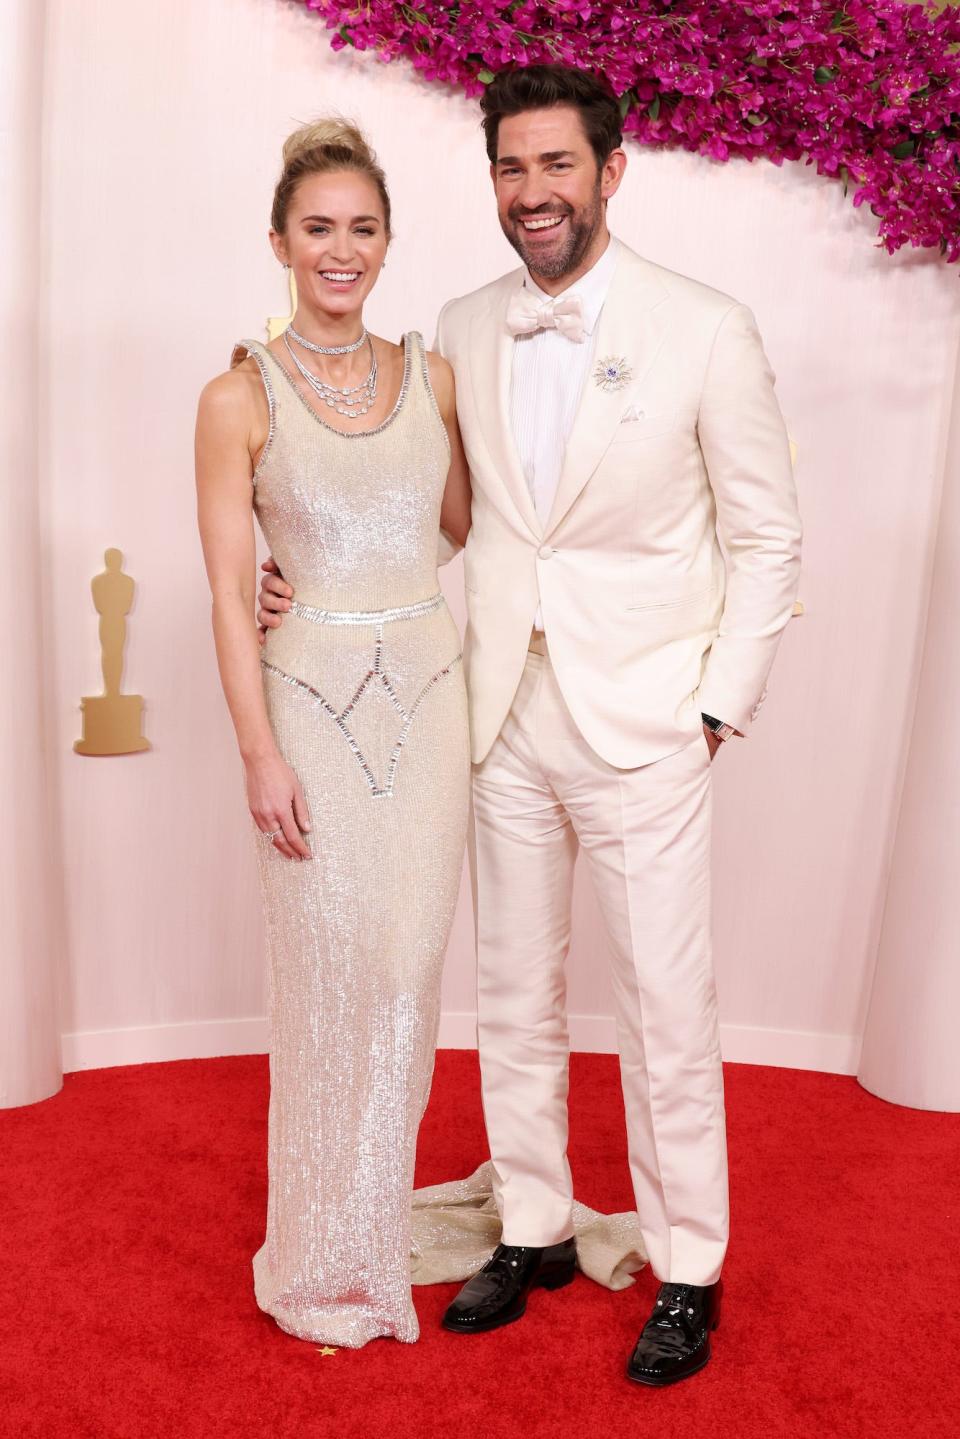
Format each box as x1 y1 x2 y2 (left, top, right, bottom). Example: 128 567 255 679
628 577 717 612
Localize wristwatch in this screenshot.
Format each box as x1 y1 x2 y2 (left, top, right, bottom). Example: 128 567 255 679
701 712 737 743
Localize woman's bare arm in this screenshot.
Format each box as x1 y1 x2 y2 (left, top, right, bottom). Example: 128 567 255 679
429 351 472 549
195 368 310 859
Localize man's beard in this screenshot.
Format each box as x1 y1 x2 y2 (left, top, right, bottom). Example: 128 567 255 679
502 180 603 282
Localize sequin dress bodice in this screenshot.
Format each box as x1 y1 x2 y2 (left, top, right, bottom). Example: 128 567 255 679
230 331 470 1348
246 332 449 612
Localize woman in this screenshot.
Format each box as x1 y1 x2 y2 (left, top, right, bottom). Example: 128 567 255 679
195 119 472 1348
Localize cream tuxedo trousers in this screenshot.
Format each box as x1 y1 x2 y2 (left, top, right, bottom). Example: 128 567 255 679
471 642 728 1287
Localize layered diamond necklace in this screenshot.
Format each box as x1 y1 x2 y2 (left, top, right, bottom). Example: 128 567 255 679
283 322 378 419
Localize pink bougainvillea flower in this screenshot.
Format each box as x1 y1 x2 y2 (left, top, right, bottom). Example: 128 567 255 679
298 0 960 263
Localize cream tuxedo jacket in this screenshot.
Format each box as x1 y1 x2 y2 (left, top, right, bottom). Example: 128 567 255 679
437 242 803 769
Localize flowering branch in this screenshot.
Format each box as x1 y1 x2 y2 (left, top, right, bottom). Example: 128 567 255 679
295 1 960 262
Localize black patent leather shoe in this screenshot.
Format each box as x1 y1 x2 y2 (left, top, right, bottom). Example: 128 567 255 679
441 1238 577 1334
626 1279 722 1387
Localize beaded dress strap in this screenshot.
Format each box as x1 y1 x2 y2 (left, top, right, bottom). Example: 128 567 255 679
408 329 449 454
230 339 276 482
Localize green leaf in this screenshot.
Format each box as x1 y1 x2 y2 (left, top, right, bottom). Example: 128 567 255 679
648 94 661 121
814 66 837 84
891 139 915 159
746 112 766 126
829 10 847 30
477 68 495 84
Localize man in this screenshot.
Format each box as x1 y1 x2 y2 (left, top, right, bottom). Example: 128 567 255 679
258 65 802 1385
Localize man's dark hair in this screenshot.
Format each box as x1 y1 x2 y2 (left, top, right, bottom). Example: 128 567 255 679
480 64 623 169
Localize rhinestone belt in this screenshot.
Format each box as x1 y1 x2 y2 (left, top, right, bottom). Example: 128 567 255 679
289 593 444 626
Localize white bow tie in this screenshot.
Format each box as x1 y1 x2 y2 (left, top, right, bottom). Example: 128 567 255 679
505 288 586 344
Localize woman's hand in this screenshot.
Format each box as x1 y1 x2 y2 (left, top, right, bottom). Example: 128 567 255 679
246 751 312 860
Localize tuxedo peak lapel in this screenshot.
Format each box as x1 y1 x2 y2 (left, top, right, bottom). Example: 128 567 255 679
545 253 670 535
468 278 542 539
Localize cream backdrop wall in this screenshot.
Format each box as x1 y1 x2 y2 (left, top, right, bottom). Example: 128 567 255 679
33 0 960 1079
1 0 64 1108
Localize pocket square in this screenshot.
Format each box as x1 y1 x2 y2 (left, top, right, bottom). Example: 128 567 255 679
620 404 646 423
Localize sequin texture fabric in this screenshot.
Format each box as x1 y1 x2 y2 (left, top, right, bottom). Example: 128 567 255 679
230 333 470 1347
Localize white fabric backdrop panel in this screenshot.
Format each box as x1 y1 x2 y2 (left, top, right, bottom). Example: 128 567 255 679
0 0 64 1109
40 0 960 1072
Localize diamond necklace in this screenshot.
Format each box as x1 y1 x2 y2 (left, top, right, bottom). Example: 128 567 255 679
287 323 368 356
282 331 378 419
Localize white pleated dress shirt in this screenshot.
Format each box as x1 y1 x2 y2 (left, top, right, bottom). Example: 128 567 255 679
509 236 619 628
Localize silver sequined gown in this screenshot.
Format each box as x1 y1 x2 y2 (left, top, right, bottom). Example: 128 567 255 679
230 332 470 1347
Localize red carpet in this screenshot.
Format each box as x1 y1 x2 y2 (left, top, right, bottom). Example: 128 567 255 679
1 1051 958 1439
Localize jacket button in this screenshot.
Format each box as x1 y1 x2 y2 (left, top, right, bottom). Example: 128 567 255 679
538 545 555 560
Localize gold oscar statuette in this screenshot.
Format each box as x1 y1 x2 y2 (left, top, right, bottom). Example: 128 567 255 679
74 548 150 756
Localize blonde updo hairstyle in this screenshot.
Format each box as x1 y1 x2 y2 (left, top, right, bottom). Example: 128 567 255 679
271 118 392 239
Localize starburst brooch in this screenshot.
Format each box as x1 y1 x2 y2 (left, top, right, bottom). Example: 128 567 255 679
593 356 633 393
